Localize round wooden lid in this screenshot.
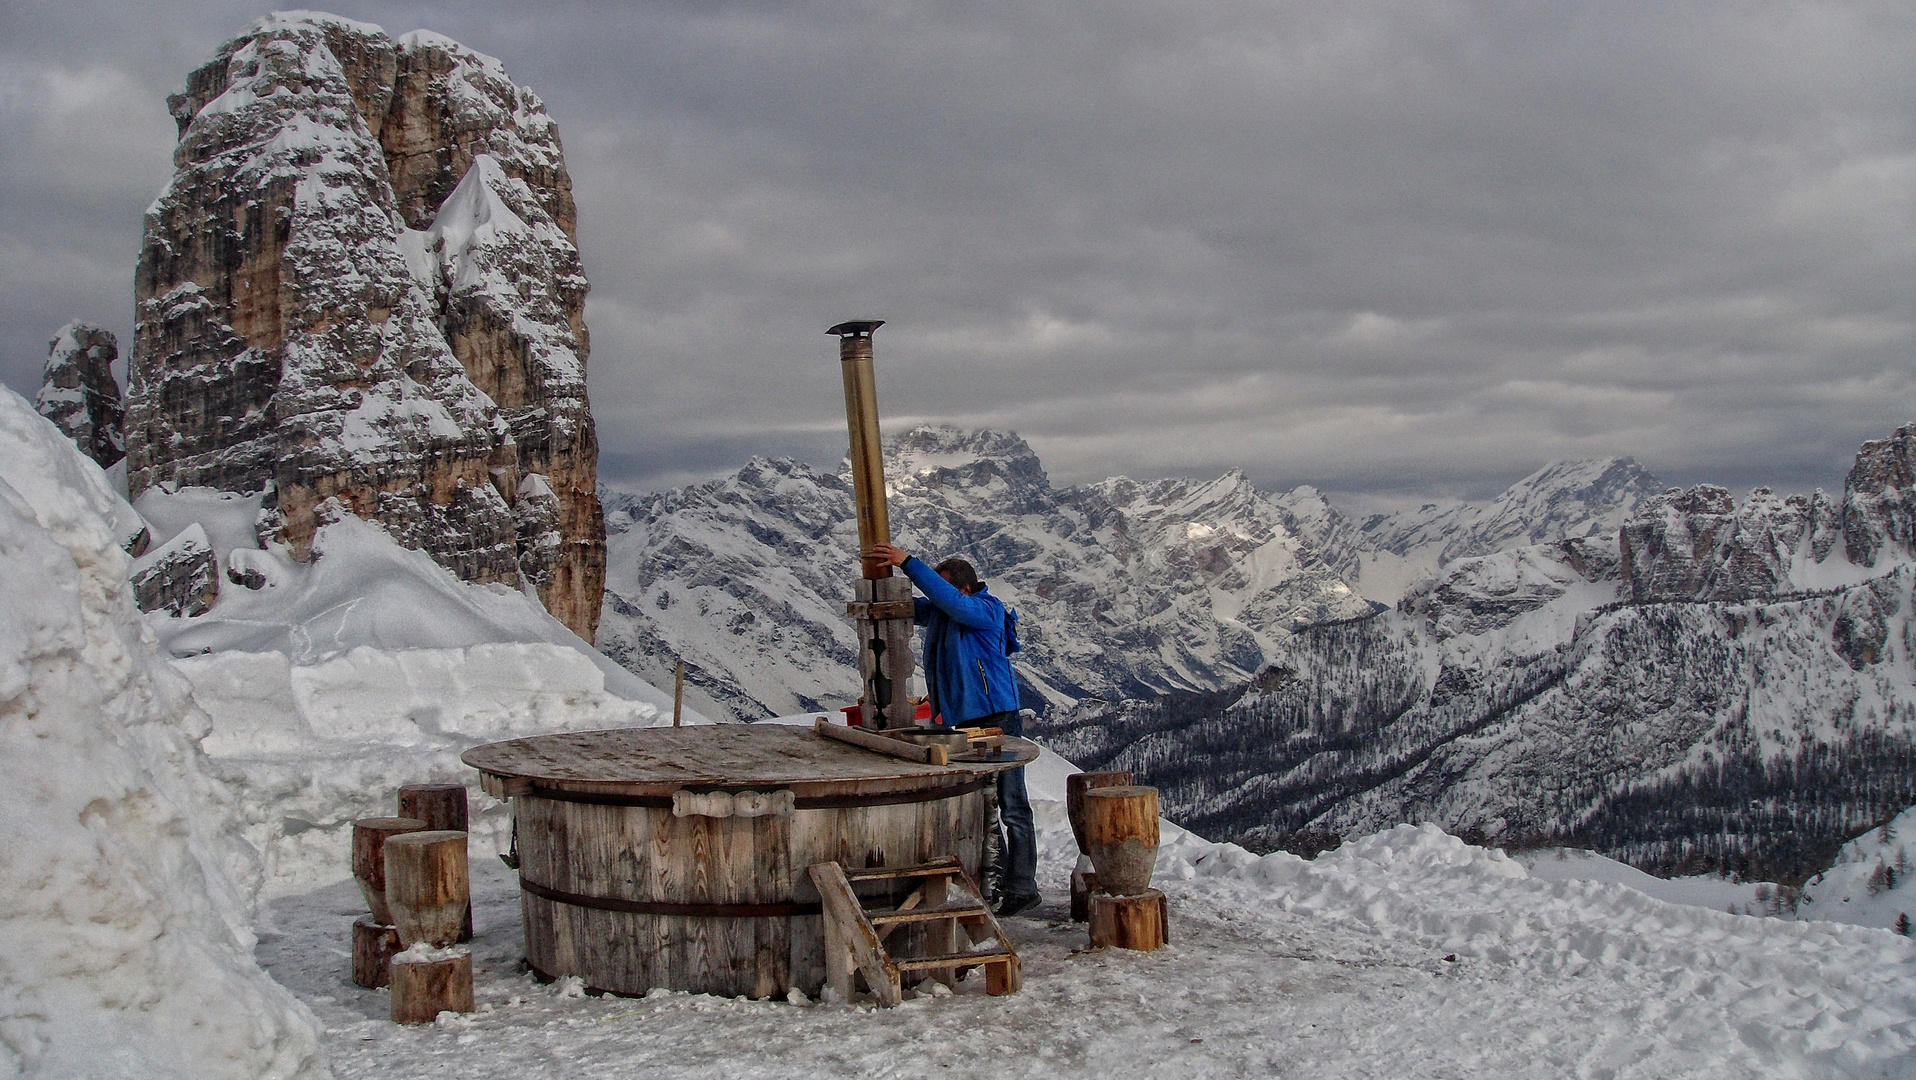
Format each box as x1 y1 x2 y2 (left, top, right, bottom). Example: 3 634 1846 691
461 723 1039 799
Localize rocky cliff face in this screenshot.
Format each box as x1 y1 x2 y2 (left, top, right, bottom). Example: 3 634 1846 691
34 322 124 468
1844 425 1916 570
124 12 602 640
1620 485 1844 603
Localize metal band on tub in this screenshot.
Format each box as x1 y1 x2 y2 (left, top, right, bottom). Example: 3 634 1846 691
519 778 989 810
518 875 824 918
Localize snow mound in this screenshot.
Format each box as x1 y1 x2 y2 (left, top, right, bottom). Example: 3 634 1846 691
0 387 326 1079
129 497 703 896
1022 748 1916 1076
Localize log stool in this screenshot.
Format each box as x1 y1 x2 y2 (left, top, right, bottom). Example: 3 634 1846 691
352 817 426 925
1066 771 1131 921
1090 889 1169 951
384 830 469 949
352 916 402 989
397 784 472 941
390 945 475 1024
1082 785 1168 951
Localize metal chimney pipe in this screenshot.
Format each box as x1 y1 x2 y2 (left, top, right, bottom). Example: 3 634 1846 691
828 319 915 729
830 320 890 579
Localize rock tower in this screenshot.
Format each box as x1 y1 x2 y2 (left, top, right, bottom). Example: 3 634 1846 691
35 322 125 468
125 13 604 639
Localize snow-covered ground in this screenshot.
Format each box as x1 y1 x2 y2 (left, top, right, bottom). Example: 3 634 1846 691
258 753 1916 1079
7 381 1916 1078
1800 806 1916 933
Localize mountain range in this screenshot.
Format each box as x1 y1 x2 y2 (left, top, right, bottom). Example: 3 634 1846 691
597 424 1664 724
1034 426 1916 881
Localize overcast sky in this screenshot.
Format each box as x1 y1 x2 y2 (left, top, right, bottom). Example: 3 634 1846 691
3 1 1911 502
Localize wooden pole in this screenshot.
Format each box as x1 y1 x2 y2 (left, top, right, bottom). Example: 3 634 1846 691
1082 786 1160 896
397 785 472 942
673 659 684 727
384 830 469 948
352 817 426 925
390 947 474 1023
815 716 947 765
831 320 891 580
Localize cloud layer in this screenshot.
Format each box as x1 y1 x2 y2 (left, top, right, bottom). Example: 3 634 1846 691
4 1 1911 498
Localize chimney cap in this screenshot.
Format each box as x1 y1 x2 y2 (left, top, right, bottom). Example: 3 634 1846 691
826 320 885 338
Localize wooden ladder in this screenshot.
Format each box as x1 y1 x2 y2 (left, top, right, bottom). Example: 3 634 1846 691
808 856 1022 1007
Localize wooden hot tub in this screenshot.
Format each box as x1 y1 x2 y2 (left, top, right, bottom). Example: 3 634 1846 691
461 723 1039 998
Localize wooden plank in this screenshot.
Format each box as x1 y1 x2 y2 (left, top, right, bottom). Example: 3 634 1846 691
808 862 901 1007
893 948 1017 970
461 725 1035 795
815 718 948 766
874 885 924 944
842 857 961 881
986 954 1022 996
869 900 988 922
921 870 956 989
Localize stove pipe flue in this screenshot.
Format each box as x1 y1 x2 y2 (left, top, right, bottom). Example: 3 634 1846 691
828 319 915 728
830 319 891 579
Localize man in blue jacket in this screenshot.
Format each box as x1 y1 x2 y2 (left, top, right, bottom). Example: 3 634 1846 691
869 542 1038 917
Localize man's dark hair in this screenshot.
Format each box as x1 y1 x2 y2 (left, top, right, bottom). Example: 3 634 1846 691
934 557 979 592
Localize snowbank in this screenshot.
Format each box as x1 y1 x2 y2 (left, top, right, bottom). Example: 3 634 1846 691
0 387 326 1079
125 497 702 896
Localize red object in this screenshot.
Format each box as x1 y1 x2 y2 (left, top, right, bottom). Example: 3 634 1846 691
838 701 932 727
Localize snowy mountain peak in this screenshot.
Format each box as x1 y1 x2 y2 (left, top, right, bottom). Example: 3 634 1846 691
600 428 1374 721
1464 456 1664 558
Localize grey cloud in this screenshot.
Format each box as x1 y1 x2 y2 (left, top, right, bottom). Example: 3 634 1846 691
3 0 1911 501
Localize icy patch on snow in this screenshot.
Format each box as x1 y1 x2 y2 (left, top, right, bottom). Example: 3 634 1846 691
0 387 326 1079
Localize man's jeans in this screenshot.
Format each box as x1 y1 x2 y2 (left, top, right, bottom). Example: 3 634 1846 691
958 710 1037 900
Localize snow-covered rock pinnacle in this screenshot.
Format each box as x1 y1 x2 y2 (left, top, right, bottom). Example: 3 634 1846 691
125 12 604 640
34 321 124 468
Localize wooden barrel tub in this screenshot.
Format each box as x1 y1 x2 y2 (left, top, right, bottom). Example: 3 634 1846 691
461 723 1039 999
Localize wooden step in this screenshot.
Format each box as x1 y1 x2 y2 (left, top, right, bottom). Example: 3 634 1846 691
894 947 1015 972
812 856 1022 1004
868 902 989 926
842 857 962 882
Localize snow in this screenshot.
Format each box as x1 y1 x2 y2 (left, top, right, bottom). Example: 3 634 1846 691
252 724 1916 1079
1517 847 1769 913
427 155 530 295
0 386 327 1079
133 486 265 561
1800 807 1916 932
6 375 1916 1075
131 503 706 897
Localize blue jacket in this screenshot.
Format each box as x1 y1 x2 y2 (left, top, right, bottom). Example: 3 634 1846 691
900 556 1020 725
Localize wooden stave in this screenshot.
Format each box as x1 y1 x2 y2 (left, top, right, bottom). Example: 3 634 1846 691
513 786 988 998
